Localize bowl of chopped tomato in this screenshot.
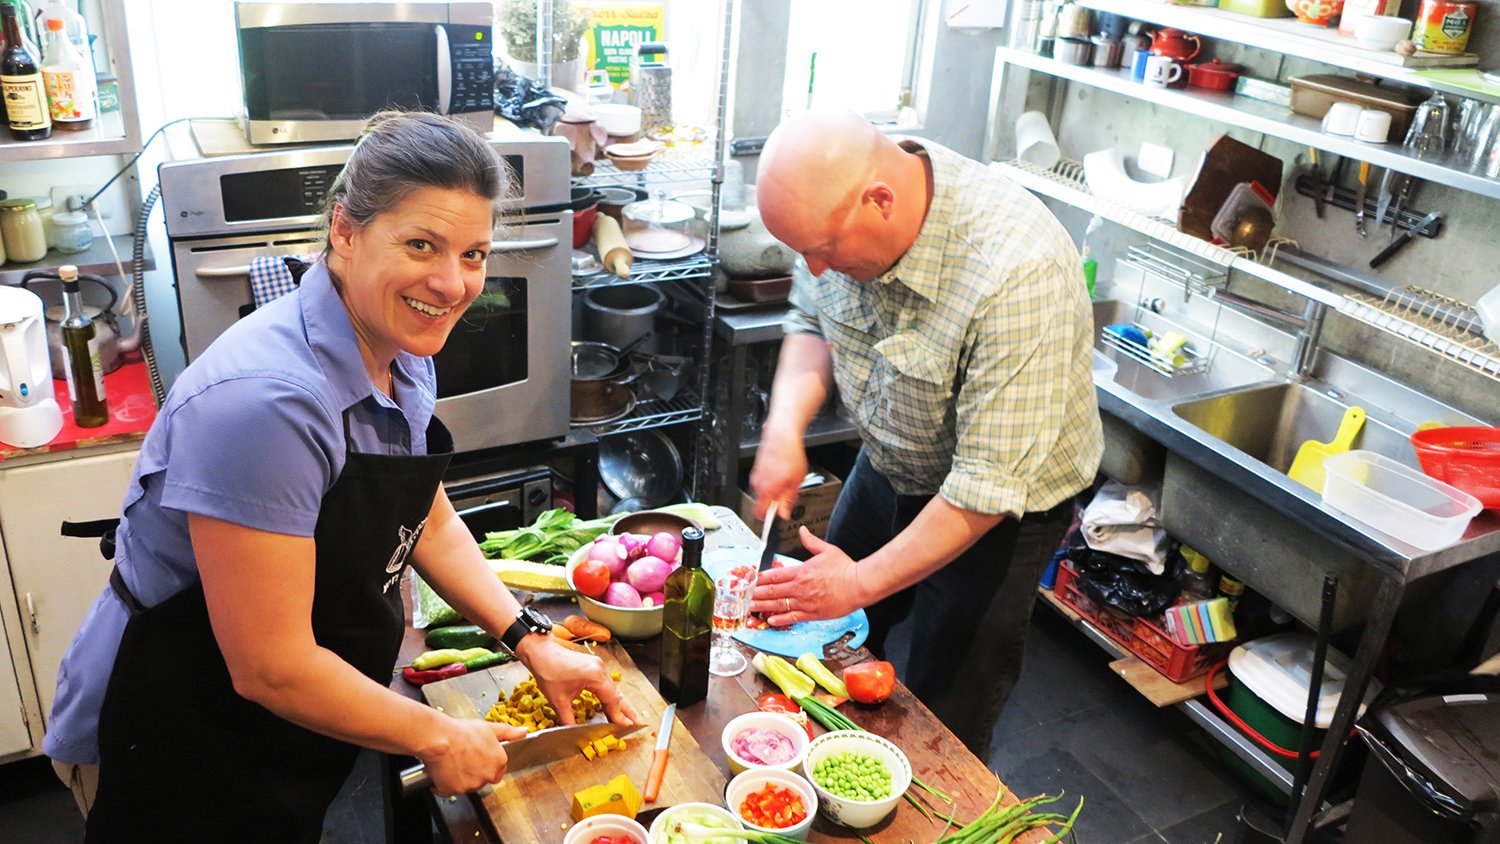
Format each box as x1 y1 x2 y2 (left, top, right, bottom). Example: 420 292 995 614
563 813 647 844
725 767 818 840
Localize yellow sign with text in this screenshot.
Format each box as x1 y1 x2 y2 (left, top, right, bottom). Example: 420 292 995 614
582 2 667 87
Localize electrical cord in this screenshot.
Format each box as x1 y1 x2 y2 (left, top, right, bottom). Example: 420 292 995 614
80 116 237 210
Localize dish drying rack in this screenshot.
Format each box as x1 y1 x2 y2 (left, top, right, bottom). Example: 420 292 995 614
1100 243 1225 377
1340 286 1500 384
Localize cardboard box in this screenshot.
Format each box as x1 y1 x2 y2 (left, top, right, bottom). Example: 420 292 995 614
737 463 844 554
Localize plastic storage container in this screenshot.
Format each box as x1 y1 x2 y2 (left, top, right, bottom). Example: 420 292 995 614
1322 450 1482 550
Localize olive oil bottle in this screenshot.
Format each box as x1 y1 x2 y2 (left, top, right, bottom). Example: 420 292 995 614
659 526 712 706
59 266 108 427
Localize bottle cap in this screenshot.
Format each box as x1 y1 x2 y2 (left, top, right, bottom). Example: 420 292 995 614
60 265 79 284
47 17 64 30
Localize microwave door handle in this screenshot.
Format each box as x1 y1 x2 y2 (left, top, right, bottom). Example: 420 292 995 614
435 25 452 114
197 266 252 279
490 237 560 252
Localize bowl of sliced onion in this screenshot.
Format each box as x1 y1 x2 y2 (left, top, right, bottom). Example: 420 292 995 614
721 711 810 775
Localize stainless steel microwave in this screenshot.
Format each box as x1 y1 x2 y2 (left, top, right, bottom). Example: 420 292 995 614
158 132 574 455
235 1 496 145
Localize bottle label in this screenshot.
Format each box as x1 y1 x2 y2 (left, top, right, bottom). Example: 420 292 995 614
88 336 106 399
1 75 52 130
43 68 96 123
63 349 79 403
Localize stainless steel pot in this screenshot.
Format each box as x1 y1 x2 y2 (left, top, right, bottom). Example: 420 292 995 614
570 340 640 424
582 284 664 353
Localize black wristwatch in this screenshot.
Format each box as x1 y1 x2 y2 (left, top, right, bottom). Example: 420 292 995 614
500 606 553 652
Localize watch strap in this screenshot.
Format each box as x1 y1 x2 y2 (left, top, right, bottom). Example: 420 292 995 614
500 607 550 652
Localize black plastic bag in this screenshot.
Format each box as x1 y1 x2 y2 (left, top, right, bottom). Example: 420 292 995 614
493 61 567 131
1065 528 1183 617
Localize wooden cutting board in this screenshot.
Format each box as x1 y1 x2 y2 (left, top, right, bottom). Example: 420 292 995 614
422 642 727 843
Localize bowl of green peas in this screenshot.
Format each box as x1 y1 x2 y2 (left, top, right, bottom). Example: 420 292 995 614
800 730 912 829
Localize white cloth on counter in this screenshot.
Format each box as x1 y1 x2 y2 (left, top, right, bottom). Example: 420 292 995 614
1081 479 1168 574
249 254 314 308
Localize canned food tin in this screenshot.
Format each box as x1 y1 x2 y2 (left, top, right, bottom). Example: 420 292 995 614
1413 0 1476 54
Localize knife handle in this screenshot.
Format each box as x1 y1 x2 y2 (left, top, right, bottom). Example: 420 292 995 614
1370 232 1413 268
644 748 670 802
398 764 494 798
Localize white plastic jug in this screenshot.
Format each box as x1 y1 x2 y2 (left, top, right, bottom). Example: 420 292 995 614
0 286 63 447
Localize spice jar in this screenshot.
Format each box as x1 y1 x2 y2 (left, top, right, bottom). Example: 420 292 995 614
0 199 48 263
30 195 56 248
49 210 92 254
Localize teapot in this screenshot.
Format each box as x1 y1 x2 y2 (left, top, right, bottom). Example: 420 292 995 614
20 270 124 380
1150 28 1202 62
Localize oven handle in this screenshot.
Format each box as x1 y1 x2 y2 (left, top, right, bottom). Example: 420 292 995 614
196 266 252 279
490 237 560 252
435 24 452 115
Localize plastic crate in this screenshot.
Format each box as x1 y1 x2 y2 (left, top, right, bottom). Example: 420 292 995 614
1053 561 1232 683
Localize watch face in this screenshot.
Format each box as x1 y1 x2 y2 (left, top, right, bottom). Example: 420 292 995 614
522 607 552 631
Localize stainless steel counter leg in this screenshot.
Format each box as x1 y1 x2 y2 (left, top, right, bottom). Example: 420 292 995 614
1285 574 1405 844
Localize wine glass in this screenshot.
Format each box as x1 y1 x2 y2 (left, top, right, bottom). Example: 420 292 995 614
709 563 758 676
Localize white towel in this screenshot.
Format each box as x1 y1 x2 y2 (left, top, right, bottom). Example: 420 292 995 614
1081 480 1168 574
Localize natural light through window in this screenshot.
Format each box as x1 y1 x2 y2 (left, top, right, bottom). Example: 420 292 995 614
781 0 918 120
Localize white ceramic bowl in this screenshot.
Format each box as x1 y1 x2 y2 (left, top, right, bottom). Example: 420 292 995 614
648 801 745 843
725 767 818 840
800 730 912 829
1353 15 1412 51
566 544 665 640
594 103 643 137
565 814 649 844
721 711 811 775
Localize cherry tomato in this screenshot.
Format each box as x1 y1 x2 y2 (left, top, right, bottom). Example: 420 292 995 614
843 660 896 704
573 559 612 599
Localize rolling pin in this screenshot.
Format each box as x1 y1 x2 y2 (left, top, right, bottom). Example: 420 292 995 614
592 214 633 279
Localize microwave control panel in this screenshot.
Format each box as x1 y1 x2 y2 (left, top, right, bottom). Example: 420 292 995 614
446 24 495 114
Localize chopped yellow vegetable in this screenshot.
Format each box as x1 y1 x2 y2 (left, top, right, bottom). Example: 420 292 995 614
571 775 642 820
483 676 603 731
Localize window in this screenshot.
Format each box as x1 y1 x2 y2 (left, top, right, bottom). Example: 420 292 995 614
780 0 924 121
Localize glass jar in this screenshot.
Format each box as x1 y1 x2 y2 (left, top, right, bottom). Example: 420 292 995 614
0 199 48 263
30 195 56 249
49 210 92 254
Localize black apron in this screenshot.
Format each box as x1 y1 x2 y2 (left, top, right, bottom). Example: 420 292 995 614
84 414 454 844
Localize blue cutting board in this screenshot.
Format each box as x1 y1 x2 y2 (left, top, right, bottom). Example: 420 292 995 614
702 549 870 658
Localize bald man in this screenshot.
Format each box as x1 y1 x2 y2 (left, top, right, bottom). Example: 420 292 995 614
746 111 1103 754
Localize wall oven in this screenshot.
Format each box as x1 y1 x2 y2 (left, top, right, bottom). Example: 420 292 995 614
159 131 573 455
235 1 495 145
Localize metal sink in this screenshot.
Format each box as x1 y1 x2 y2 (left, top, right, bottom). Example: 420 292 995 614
1091 300 1276 403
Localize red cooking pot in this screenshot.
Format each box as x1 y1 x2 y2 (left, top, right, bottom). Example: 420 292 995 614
1187 58 1241 91
1151 28 1203 62
571 187 602 249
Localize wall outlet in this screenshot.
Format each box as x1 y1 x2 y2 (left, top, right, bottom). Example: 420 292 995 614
50 185 111 218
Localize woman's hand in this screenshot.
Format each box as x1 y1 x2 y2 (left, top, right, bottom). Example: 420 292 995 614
749 527 868 626
420 718 528 797
515 635 642 728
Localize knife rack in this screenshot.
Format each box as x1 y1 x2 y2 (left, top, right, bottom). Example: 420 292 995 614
1293 176 1442 239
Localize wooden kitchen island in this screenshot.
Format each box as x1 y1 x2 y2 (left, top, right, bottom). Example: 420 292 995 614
393 509 1058 844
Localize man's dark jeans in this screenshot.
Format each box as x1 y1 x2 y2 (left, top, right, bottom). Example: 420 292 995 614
825 448 1074 756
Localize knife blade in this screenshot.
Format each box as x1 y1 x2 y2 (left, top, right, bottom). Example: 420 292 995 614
1370 211 1441 269
1373 168 1397 233
1354 160 1370 237
1389 175 1420 241
399 720 645 795
757 509 779 572
644 703 676 803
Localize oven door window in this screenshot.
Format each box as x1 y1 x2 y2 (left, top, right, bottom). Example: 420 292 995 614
434 276 528 398
240 24 438 120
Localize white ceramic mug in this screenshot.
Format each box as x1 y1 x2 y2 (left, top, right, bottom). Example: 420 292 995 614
1355 109 1393 143
1144 55 1182 88
1321 102 1363 136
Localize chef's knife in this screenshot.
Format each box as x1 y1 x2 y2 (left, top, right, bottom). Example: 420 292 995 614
1354 161 1370 237
1389 175 1420 241
1373 168 1399 233
399 720 645 795
757 508 779 572
1370 211 1442 269
644 703 676 803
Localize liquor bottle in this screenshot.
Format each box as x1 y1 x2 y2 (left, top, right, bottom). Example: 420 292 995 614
659 526 712 706
59 266 108 427
1 4 51 141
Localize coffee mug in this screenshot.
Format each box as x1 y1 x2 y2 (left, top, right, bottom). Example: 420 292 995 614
1355 108 1392 143
1144 55 1182 88
1321 102 1362 136
1130 48 1152 82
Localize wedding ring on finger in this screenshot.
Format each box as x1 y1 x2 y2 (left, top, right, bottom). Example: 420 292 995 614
784 598 791 613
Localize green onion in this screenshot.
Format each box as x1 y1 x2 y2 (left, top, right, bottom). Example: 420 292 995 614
934 788 1083 844
671 821 802 844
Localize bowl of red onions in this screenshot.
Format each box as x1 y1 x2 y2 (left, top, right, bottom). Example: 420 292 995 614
721 711 811 775
565 524 687 639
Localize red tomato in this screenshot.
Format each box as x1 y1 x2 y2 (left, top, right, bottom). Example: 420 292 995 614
756 692 813 740
843 660 896 704
573 559 612 599
739 783 807 829
589 836 635 844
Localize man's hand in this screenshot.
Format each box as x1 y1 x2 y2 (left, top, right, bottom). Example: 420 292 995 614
749 428 808 521
514 634 642 728
420 718 527 797
749 527 867 626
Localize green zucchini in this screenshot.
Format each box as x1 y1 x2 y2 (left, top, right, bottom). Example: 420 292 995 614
424 624 499 650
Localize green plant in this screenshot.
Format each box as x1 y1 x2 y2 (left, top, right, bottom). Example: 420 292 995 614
496 0 592 63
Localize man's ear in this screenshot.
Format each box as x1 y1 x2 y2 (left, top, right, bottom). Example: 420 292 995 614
867 183 897 219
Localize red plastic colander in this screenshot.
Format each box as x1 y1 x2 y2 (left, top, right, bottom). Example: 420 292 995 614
1411 427 1500 510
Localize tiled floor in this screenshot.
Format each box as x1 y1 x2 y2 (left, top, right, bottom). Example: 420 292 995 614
0 602 1263 843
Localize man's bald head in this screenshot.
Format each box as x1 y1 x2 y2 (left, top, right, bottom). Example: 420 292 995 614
756 110 930 281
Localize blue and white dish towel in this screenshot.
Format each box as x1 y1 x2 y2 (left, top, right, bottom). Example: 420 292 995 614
249 255 314 308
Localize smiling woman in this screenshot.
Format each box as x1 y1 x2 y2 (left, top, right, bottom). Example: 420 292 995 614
43 111 641 842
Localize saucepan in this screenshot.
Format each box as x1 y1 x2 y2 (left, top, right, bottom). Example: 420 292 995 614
570 339 645 425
